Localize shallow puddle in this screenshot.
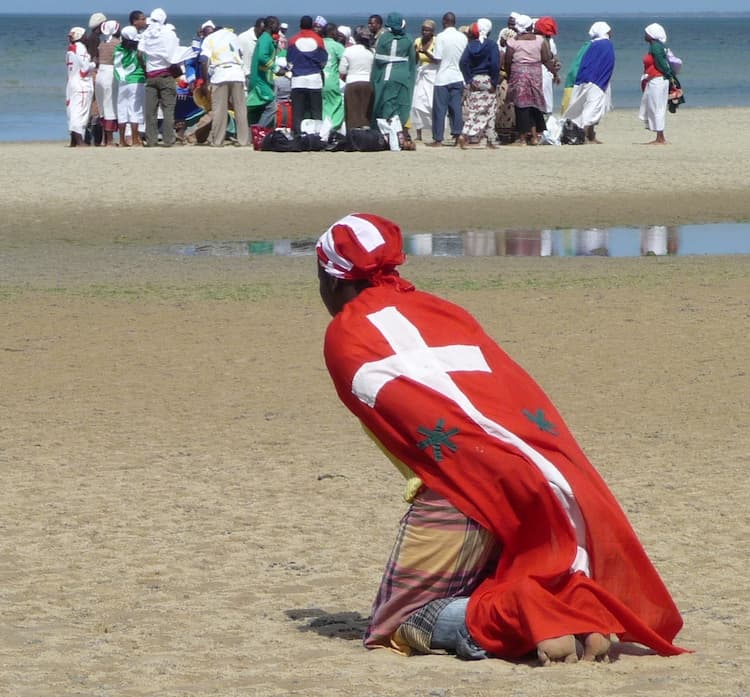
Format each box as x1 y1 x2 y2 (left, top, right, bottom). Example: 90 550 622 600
163 223 750 259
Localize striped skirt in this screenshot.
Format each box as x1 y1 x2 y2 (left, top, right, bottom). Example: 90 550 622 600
364 488 501 654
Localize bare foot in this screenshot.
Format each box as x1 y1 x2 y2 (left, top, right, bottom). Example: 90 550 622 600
457 135 468 150
644 139 668 145
586 138 603 144
581 633 611 662
537 635 578 666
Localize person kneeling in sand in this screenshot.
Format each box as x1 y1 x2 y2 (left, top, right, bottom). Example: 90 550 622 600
315 213 688 664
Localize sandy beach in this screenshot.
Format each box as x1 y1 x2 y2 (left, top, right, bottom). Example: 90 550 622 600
1 106 749 696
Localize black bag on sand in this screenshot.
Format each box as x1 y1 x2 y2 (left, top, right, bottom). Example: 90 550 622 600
325 131 350 152
299 133 325 151
261 130 302 152
348 127 387 152
561 119 586 145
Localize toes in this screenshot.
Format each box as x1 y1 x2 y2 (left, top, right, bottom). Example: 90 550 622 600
581 633 611 662
537 635 578 666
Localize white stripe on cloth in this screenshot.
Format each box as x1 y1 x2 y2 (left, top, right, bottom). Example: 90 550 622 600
353 306 591 576
317 214 387 277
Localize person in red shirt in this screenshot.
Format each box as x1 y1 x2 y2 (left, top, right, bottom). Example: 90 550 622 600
639 22 678 144
316 213 688 664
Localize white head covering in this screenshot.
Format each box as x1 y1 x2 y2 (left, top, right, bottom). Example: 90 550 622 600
338 24 352 42
200 20 215 30
88 12 107 29
121 25 139 41
645 22 667 42
148 8 167 25
499 27 515 41
100 20 120 42
477 18 492 43
510 12 521 22
589 21 611 40
69 26 86 41
514 14 532 33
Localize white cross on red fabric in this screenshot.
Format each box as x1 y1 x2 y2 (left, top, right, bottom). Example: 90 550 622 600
351 305 591 576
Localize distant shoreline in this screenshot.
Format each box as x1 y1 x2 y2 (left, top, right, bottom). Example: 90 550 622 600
2 108 750 238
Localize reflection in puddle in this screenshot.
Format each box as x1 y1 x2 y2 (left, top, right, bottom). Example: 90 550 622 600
165 223 750 259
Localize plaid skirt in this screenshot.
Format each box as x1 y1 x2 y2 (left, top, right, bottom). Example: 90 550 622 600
364 488 501 654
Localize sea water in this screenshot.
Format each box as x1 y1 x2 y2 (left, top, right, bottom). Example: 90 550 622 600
1 12 749 142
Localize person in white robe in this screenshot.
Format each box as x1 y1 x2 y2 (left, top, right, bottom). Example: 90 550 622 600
563 22 615 144
409 19 438 141
638 23 676 144
94 20 121 146
66 27 96 146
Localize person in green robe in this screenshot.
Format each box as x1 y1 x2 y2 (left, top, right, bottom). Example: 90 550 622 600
247 16 279 127
322 24 345 131
371 12 416 146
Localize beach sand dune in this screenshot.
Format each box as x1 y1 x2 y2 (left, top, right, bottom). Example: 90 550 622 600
1 107 748 696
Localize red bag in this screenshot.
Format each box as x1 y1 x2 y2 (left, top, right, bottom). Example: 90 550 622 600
251 125 273 151
275 100 293 129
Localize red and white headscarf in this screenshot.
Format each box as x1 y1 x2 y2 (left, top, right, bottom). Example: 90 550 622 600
316 213 412 289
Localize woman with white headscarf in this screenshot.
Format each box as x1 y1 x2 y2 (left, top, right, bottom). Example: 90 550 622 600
562 21 615 144
458 19 500 148
503 14 558 145
94 20 121 146
639 23 675 144
66 27 96 146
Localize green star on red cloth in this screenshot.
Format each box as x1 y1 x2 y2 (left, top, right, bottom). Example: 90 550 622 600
522 408 558 435
416 418 459 462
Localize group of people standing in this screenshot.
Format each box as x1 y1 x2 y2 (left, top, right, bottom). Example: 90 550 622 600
65 9 682 149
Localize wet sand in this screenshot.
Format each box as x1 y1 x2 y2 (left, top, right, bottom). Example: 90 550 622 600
1 106 749 696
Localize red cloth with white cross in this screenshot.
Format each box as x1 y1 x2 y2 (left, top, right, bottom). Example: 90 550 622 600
323 283 687 658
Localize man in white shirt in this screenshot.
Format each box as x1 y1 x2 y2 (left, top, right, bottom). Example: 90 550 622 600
198 22 250 146
429 12 467 146
237 18 265 78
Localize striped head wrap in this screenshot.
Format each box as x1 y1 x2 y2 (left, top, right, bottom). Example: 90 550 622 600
316 213 412 289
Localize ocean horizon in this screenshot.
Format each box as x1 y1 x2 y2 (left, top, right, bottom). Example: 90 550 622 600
2 12 749 142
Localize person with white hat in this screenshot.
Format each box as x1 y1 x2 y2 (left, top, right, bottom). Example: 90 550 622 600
66 27 96 146
114 25 146 146
562 21 615 144
639 23 677 144
138 8 180 146
95 20 122 146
